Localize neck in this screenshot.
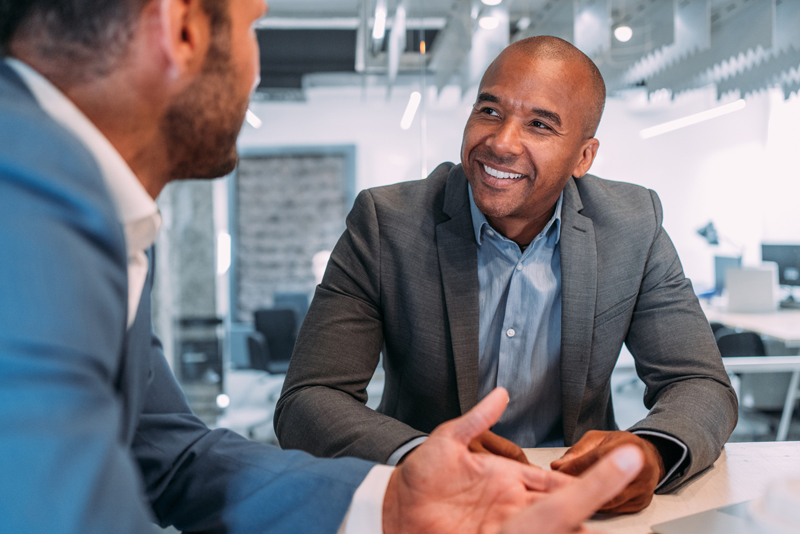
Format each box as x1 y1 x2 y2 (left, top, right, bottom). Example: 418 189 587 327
486 205 556 247
12 48 173 200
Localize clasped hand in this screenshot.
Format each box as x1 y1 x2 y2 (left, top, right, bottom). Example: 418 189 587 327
382 389 645 534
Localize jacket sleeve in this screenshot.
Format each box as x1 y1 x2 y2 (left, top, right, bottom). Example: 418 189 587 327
0 135 159 533
133 332 374 533
274 189 428 463
625 190 738 493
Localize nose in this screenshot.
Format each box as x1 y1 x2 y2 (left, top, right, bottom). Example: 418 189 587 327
487 119 524 157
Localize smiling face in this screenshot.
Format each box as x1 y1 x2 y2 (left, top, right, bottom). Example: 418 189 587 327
460 46 600 241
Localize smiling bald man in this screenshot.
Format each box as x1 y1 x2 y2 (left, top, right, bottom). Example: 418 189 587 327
275 36 737 514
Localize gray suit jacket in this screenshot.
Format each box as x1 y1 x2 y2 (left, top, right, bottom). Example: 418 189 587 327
275 162 737 493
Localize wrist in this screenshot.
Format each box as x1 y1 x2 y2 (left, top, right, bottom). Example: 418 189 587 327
637 435 666 480
382 467 402 534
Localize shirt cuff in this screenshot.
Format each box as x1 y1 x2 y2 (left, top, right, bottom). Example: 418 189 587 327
338 465 395 534
386 436 428 466
632 430 688 490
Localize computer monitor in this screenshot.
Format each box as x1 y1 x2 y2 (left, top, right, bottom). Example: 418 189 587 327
761 244 800 286
714 255 742 296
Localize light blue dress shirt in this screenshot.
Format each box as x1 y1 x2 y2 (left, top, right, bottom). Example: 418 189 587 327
469 185 565 447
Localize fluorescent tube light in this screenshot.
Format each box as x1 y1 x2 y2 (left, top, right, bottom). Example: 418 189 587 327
640 99 747 139
245 109 262 129
373 5 387 40
482 0 502 5
401 91 422 130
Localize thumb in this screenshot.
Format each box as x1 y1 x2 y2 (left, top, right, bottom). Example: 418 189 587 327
443 388 509 445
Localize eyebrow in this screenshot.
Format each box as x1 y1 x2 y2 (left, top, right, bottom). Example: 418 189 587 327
476 92 563 128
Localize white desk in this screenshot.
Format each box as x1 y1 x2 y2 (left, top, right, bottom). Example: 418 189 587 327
524 442 800 534
703 306 800 347
702 304 800 441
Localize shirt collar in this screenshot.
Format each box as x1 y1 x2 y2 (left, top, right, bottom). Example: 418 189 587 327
4 58 160 253
468 183 563 247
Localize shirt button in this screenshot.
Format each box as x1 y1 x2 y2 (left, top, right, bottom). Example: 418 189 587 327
487 230 495 237
506 328 516 338
516 263 523 271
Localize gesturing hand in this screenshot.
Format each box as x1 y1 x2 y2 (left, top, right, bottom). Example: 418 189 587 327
469 430 531 465
382 388 573 534
500 445 645 534
551 430 665 513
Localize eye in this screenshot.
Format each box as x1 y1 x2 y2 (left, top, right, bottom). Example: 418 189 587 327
531 120 551 130
478 106 500 117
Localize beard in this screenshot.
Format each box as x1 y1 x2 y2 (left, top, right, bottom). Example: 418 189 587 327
161 36 248 180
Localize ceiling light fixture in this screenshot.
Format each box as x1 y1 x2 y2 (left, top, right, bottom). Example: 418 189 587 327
479 16 500 30
372 2 387 40
481 0 503 5
245 109 262 129
614 25 633 42
640 99 747 139
401 91 422 130
516 17 531 31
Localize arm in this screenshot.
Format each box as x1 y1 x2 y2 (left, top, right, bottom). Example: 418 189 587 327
133 332 375 533
0 151 158 533
622 189 737 491
552 189 737 508
274 190 427 462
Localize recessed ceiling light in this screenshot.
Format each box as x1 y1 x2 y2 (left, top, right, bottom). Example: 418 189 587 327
482 0 502 5
614 25 633 42
479 16 500 30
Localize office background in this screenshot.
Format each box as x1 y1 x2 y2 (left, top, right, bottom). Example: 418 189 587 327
147 0 800 441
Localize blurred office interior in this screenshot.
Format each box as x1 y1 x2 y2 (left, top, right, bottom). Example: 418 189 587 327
150 0 800 444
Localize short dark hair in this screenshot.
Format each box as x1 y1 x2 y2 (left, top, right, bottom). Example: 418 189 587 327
0 0 228 78
504 36 606 138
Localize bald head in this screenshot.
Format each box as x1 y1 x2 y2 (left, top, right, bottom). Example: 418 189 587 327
481 36 606 138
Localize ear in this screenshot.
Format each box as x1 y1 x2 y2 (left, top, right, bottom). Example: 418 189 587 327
152 0 212 81
571 138 600 178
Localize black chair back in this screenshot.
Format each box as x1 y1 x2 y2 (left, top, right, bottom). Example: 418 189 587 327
251 308 297 374
716 332 766 358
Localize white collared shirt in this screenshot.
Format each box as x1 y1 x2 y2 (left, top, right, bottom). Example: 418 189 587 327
7 58 159 329
5 57 392 533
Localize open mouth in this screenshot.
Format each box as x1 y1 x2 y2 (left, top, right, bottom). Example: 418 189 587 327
482 163 525 180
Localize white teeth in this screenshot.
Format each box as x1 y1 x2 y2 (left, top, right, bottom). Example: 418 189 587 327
483 164 523 180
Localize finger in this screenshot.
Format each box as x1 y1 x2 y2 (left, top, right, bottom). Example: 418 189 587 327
443 388 510 445
551 433 605 469
500 447 644 534
521 467 574 492
554 446 605 476
480 431 530 464
550 446 644 524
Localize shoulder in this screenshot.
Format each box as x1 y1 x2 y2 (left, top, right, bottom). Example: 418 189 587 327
358 162 455 221
571 173 660 227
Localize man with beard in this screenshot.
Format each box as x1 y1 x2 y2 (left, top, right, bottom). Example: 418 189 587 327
0 0 646 533
276 36 738 514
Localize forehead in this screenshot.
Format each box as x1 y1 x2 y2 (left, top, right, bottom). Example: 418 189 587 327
479 52 589 120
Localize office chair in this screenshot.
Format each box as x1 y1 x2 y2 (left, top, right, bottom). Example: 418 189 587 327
244 308 298 439
247 308 297 374
710 322 727 336
715 331 766 358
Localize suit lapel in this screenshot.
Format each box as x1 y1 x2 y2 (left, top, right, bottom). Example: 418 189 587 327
559 178 597 444
436 166 481 414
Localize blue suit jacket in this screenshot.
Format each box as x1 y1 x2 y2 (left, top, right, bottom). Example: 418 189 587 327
0 62 374 533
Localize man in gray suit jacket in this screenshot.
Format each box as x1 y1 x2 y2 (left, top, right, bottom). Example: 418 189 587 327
0 2 652 533
276 37 738 513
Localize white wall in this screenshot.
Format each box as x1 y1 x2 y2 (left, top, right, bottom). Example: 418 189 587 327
239 83 800 292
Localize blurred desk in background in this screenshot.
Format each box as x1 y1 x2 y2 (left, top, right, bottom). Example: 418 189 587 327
523 442 800 534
